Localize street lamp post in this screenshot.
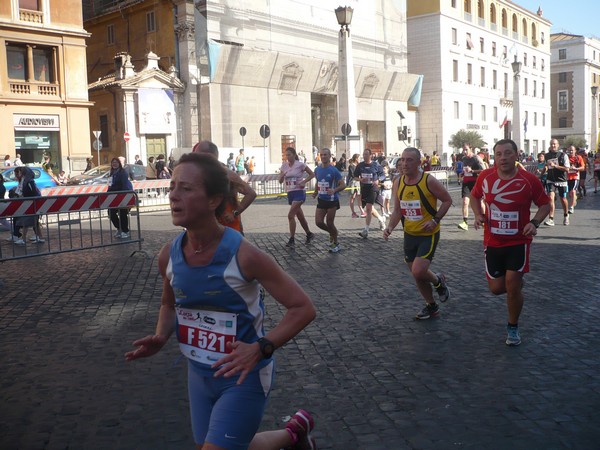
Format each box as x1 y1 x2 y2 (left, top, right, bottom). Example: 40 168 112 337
592 86 598 154
511 57 523 152
335 6 359 157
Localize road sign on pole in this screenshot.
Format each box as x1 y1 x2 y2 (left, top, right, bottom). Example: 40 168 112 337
259 125 270 174
240 127 247 149
124 132 131 142
92 131 102 166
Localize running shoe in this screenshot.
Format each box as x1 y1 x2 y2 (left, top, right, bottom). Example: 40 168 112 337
286 237 296 248
114 231 122 238
415 303 440 320
379 218 386 230
285 409 316 450
5 235 18 242
329 243 340 253
360 212 367 217
32 236 45 243
305 232 315 244
544 218 555 226
506 325 521 346
457 220 468 231
358 229 368 239
351 212 359 218
568 207 574 214
563 216 569 226
433 273 450 303
120 232 130 239
14 238 26 246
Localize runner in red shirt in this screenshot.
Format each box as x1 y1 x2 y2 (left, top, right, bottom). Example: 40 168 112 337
470 139 550 346
566 145 585 215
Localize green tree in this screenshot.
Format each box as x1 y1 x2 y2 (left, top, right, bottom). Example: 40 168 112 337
562 135 587 149
449 129 487 150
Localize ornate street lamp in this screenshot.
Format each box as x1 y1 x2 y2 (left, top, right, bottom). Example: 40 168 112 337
511 56 523 152
335 6 359 157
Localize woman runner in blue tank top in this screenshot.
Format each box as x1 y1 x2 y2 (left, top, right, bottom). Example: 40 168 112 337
126 153 317 450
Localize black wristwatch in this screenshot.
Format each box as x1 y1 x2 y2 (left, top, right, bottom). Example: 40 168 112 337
257 337 275 359
530 219 540 229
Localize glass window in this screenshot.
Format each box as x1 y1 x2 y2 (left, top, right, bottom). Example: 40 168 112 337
452 28 458 45
453 60 459 82
481 105 486 121
468 103 473 120
541 82 545 99
480 37 484 53
19 0 39 10
493 106 498 122
467 63 472 84
558 72 567 83
454 101 460 119
492 41 496 57
480 67 485 87
7 45 27 80
524 78 528 95
493 69 497 89
558 91 568 111
559 49 567 60
100 115 109 148
558 117 567 128
146 11 156 33
32 47 53 82
107 24 115 45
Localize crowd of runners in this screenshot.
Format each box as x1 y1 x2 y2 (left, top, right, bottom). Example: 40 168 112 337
125 138 595 450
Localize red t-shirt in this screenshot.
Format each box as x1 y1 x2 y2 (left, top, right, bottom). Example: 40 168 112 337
471 167 550 247
567 154 584 180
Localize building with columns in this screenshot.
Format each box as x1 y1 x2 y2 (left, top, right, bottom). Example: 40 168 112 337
83 0 421 172
550 33 600 152
0 0 92 173
407 0 552 162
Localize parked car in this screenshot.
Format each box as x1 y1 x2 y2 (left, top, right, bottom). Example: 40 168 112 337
0 166 58 193
67 164 146 185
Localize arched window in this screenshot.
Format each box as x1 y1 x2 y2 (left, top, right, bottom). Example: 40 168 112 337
522 18 528 37
512 14 518 33
531 23 537 42
464 0 472 14
501 9 507 29
490 4 496 24
478 0 484 19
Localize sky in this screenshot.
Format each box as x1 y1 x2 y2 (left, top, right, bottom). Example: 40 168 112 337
515 0 599 38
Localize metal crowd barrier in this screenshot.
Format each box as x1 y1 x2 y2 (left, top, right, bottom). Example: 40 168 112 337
0 191 142 262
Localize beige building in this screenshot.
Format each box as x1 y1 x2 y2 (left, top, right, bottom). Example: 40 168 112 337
550 33 600 150
83 0 420 172
0 0 92 173
407 0 552 161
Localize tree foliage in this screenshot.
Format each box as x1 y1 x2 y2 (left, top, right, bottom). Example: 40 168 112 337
561 135 587 150
449 130 487 150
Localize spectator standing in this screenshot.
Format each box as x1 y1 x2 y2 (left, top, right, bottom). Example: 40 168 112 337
85 157 94 172
107 157 133 238
12 167 44 245
226 152 236 171
4 155 12 167
235 149 246 175
347 153 365 218
134 155 144 165
247 156 255 175
146 156 157 179
13 154 23 166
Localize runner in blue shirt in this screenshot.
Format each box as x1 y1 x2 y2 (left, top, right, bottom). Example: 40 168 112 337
312 148 345 252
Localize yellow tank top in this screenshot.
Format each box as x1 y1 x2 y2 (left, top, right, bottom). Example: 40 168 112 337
397 172 440 236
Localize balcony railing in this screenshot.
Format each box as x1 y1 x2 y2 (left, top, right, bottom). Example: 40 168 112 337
19 9 43 23
9 82 59 97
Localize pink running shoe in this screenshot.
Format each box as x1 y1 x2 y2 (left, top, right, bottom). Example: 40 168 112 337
285 409 316 450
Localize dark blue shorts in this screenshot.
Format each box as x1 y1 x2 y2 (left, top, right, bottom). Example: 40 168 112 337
287 190 306 205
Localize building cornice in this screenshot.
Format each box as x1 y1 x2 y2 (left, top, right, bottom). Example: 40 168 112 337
0 22 91 39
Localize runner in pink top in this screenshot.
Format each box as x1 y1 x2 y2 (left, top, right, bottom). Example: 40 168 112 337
278 147 315 248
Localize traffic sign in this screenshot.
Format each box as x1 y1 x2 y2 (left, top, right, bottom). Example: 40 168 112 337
92 140 103 151
92 130 102 139
124 132 131 142
259 124 270 139
239 127 247 137
341 123 352 136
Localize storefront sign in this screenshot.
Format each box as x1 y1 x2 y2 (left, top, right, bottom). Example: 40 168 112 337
13 114 60 131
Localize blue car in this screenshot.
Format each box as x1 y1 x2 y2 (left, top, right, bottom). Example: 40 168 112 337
0 166 58 194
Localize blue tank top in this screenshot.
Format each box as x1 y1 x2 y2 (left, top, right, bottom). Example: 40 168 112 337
167 227 269 373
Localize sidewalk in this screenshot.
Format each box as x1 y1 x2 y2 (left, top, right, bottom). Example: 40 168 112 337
1 190 599 449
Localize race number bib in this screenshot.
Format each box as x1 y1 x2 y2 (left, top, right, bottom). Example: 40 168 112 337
400 200 423 221
176 306 237 365
361 173 373 184
317 181 330 195
490 210 519 235
595 162 600 170
285 177 300 192
463 166 475 178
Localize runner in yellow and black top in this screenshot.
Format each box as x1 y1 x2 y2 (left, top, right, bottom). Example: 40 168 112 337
384 147 453 320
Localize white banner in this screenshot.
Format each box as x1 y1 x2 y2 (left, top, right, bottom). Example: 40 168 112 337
137 88 175 134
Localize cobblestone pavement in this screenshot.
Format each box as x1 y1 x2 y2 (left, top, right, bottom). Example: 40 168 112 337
1 188 599 450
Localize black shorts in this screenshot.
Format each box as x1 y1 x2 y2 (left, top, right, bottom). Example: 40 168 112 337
595 171 600 180
484 244 530 279
545 183 567 197
580 171 587 181
316 198 340 210
360 184 379 206
461 180 476 198
567 179 579 192
403 231 440 263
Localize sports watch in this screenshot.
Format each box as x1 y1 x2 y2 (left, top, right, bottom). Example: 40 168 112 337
257 337 275 359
